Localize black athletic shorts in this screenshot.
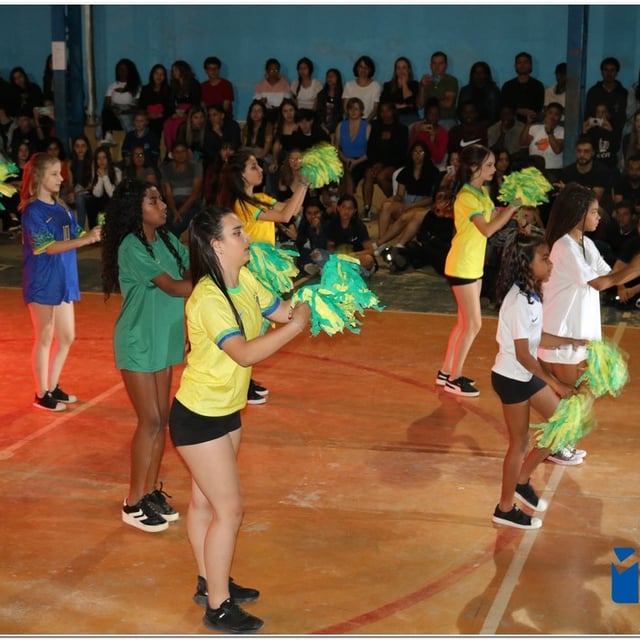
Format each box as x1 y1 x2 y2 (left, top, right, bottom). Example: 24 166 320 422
169 397 241 446
446 275 480 287
491 371 546 405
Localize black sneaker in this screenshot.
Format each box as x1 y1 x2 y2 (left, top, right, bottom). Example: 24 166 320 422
203 598 264 634
122 497 168 532
247 384 266 405
436 370 449 386
515 481 549 512
50 384 78 404
444 376 480 397
194 575 260 606
33 391 66 412
492 504 541 530
250 379 269 397
145 483 179 522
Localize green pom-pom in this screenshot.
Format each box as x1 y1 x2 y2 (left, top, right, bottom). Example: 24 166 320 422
577 340 629 398
291 254 384 336
300 143 344 189
248 242 299 295
532 392 596 451
97 212 106 226
498 167 553 207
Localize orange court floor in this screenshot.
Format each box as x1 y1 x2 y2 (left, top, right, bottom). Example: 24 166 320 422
1 286 640 635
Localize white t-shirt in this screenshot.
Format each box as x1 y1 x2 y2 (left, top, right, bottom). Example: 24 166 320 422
105 81 140 108
342 80 382 120
544 85 566 111
290 79 323 110
493 284 542 382
539 234 610 363
528 123 564 169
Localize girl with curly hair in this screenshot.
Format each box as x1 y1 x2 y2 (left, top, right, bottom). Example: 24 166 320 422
102 179 192 533
491 229 582 529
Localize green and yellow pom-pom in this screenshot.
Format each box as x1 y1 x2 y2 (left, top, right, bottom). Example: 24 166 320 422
0 162 19 211
291 254 384 336
577 339 629 398
97 212 106 226
498 167 553 207
532 392 596 451
248 241 299 295
300 143 344 189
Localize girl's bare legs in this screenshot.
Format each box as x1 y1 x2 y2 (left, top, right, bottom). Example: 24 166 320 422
121 368 172 505
498 385 558 511
178 428 243 609
377 199 404 240
441 280 483 378
28 301 75 395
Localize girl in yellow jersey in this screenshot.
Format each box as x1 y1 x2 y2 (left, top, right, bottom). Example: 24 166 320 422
438 144 520 397
168 207 310 634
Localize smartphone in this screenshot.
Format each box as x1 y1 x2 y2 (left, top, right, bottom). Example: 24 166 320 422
37 106 52 116
446 165 456 176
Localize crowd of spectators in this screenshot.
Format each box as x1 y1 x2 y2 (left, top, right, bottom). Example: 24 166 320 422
2 50 640 300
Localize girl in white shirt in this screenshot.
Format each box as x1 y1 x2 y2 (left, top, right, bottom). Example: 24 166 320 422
538 183 640 463
491 230 582 529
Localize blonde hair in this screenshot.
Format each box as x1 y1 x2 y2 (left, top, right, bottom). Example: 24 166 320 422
18 153 63 211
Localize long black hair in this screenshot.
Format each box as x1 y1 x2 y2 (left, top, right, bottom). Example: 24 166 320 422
495 228 548 306
545 182 597 253
101 179 187 298
189 207 246 337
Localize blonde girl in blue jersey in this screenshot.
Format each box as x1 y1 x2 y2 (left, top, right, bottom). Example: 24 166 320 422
437 144 520 397
168 207 310 634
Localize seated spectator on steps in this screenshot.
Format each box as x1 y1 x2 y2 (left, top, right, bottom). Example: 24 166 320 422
487 105 525 157
200 56 234 116
86 144 122 228
320 194 376 277
122 145 159 186
409 98 449 169
335 97 370 199
613 154 640 215
202 104 241 170
121 110 160 167
583 103 619 170
295 198 330 275
457 61 501 127
377 140 440 241
290 57 323 112
342 55 382 123
381 56 421 127
361 101 409 220
138 63 172 141
99 58 142 143
520 102 565 183
160 141 203 239
289 109 330 152
447 101 488 155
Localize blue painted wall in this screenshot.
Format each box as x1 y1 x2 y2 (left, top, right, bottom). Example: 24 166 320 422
1 4 640 121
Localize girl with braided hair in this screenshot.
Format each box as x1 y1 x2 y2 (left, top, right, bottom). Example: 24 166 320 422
169 207 310 633
102 179 192 533
491 229 582 529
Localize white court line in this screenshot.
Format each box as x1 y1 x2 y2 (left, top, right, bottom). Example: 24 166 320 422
0 382 124 460
480 322 627 634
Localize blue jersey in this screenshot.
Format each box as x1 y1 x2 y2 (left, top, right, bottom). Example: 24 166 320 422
21 199 84 305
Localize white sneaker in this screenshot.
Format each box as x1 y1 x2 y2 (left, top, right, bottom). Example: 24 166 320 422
547 448 583 466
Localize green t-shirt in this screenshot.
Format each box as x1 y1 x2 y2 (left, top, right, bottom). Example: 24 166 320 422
114 232 189 372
